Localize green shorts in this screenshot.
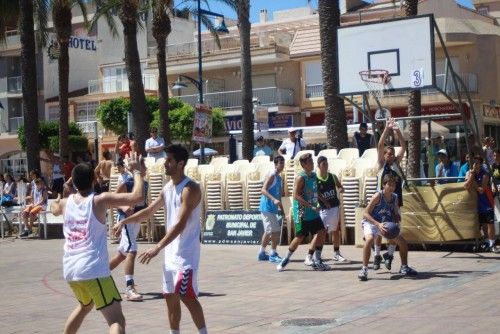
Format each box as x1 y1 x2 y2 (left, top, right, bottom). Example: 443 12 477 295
68 276 122 310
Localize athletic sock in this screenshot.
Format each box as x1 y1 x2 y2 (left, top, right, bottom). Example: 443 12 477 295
270 248 277 256
387 244 396 256
374 245 381 256
334 246 340 253
170 330 180 334
259 246 265 253
285 249 294 260
489 239 495 247
125 275 134 287
308 249 314 256
314 246 322 262
198 327 208 334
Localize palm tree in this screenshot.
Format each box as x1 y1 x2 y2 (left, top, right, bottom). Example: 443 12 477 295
233 0 253 161
151 0 172 143
1 0 48 173
402 0 421 179
51 0 88 159
318 0 348 149
93 0 150 155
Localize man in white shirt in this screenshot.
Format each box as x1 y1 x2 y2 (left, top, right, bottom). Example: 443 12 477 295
279 127 306 160
145 127 167 161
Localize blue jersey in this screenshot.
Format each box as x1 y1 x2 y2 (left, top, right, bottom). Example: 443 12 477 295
259 172 282 214
293 171 319 221
371 191 398 223
475 167 493 214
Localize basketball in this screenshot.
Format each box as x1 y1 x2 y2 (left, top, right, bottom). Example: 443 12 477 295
381 222 400 239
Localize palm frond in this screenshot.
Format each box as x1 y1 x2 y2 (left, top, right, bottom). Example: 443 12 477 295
91 0 121 38
74 0 90 29
198 11 222 49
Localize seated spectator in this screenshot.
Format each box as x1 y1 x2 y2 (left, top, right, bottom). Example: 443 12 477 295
1 173 17 206
352 122 375 156
254 135 273 158
20 178 48 237
435 149 458 184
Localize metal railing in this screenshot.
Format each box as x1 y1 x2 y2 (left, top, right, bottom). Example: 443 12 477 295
163 31 292 59
88 74 158 94
177 87 295 109
7 76 22 93
9 117 23 132
76 121 97 134
304 72 478 99
305 84 324 98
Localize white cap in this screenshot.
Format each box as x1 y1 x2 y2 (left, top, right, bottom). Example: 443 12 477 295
437 149 448 156
288 127 297 133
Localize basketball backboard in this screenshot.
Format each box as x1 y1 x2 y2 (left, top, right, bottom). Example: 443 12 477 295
337 14 436 96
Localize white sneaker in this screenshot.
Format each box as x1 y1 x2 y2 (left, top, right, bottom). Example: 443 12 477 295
333 253 347 262
125 286 143 301
304 254 314 266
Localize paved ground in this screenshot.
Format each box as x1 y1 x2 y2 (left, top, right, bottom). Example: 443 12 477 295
1 235 500 334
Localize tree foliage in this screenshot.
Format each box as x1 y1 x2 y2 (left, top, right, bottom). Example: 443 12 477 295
17 121 85 152
97 96 226 143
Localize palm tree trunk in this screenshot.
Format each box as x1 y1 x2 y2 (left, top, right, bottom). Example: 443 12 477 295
120 3 149 156
318 0 348 150
237 0 254 161
152 3 172 144
19 0 41 172
54 3 72 159
403 0 421 179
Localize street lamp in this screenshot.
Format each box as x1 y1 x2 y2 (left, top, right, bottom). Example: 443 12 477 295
173 0 228 164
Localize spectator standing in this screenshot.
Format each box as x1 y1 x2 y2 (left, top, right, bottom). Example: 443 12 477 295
458 153 472 182
352 122 375 156
94 151 114 192
145 127 167 161
62 156 75 181
483 137 495 166
115 134 132 161
279 128 306 160
253 135 273 159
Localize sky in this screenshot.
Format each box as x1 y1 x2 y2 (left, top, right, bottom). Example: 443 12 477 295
205 0 475 23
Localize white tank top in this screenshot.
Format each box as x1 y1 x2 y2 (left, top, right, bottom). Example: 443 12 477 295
62 193 110 281
163 177 201 270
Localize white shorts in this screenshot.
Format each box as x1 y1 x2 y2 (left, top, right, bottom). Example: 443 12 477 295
261 212 281 233
117 222 141 255
319 207 340 232
362 219 380 238
162 267 199 299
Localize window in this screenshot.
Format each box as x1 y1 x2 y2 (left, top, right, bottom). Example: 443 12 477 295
252 74 276 89
48 105 60 121
76 102 99 123
477 6 489 16
304 60 323 98
0 151 27 177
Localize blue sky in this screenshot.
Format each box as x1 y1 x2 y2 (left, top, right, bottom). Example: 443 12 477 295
205 0 474 22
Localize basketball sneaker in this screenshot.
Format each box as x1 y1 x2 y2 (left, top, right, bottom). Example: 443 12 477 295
490 245 500 254
125 286 143 301
333 252 347 263
268 253 282 263
399 265 418 276
304 254 314 266
383 252 393 270
277 257 290 272
373 255 383 270
257 251 269 261
312 259 331 271
358 267 368 281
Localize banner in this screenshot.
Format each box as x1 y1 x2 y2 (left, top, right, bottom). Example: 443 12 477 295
202 210 264 245
192 104 213 143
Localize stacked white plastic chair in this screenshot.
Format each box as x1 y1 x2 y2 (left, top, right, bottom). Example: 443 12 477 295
205 171 224 211
147 171 165 242
225 164 245 210
340 167 359 228
318 148 338 160
337 148 360 166
283 158 295 197
363 167 379 206
246 169 263 210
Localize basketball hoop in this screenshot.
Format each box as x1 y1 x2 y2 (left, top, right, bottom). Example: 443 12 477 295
359 69 391 100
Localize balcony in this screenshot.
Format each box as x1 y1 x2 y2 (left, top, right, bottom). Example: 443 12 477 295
88 74 158 95
304 72 478 99
9 117 23 132
7 76 22 93
177 87 295 109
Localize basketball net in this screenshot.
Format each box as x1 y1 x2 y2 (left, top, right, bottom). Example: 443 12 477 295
359 69 391 100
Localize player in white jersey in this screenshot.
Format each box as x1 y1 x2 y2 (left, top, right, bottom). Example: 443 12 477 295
114 144 207 334
50 153 144 334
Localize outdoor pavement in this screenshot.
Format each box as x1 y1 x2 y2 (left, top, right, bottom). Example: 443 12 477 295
1 235 500 333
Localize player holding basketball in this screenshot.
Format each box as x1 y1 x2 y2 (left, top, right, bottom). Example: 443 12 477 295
375 117 406 270
358 174 417 281
113 144 207 334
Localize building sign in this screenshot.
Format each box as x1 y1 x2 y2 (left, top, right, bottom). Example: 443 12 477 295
202 210 264 245
193 104 213 143
482 104 500 119
69 36 97 51
224 113 293 132
391 103 470 121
